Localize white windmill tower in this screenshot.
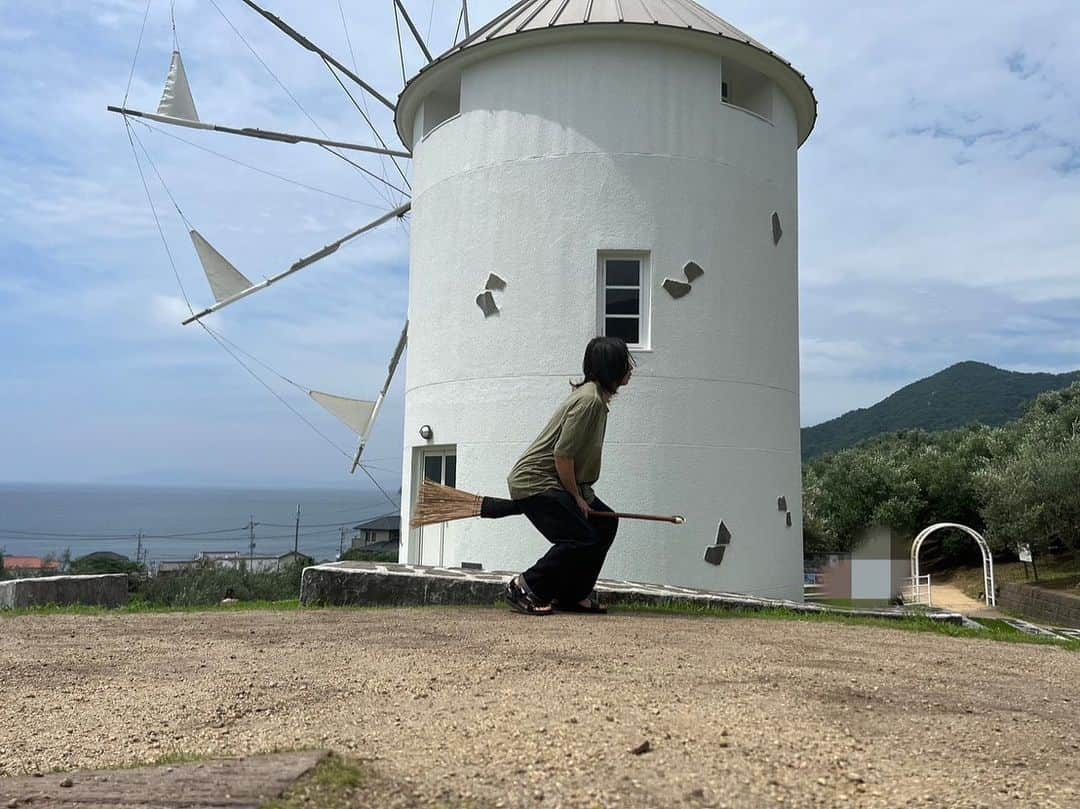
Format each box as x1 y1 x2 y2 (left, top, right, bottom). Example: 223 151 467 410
398 0 816 600
114 0 815 600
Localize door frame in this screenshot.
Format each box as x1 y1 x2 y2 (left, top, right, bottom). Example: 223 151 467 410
409 444 457 566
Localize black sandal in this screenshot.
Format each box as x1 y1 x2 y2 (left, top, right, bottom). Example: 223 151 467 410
504 575 553 616
552 595 608 614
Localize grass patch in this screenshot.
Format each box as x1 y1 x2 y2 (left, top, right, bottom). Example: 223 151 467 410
942 556 1080 599
263 753 485 809
606 602 1080 651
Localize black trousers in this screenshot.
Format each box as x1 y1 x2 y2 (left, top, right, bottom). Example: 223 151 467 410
517 489 618 604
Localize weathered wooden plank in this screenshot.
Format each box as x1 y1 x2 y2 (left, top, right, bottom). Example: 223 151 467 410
0 750 328 808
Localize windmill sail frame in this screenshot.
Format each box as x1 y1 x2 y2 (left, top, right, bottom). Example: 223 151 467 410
351 321 408 473
108 106 411 158
181 202 411 325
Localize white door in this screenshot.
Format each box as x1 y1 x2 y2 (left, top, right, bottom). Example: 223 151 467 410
416 449 456 567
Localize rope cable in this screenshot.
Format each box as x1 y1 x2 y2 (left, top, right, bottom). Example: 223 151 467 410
170 0 180 51
336 0 399 202
124 117 360 467
319 143 410 199
130 124 194 229
321 58 412 195
123 79 401 498
199 327 356 461
200 323 307 394
206 0 328 138
124 117 195 312
134 118 385 208
205 0 392 205
123 0 154 107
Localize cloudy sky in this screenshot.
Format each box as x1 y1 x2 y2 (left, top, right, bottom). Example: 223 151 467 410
0 0 1077 488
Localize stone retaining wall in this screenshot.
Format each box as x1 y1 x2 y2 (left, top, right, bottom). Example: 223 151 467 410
0 574 129 610
999 580 1080 628
300 562 963 624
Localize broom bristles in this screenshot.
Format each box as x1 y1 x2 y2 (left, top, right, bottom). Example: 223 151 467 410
410 480 483 528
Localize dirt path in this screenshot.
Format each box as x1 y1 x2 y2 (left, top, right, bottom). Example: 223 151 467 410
1 608 1077 808
931 583 1002 618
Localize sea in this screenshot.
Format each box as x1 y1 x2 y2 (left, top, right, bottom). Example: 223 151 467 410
0 483 397 567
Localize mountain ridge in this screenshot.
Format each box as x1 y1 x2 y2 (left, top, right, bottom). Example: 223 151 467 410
801 361 1080 461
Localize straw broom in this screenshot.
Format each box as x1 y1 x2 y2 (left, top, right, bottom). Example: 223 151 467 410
411 480 685 528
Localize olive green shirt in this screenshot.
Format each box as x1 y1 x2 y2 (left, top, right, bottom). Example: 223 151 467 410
507 382 609 503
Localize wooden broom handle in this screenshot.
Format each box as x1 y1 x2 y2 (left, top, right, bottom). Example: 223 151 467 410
589 510 685 525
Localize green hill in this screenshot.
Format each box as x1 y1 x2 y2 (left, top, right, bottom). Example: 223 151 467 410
801 361 1080 461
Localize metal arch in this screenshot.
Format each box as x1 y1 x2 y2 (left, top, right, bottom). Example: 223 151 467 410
910 523 997 607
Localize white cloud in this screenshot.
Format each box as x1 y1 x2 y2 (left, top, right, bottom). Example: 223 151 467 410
0 1 1078 484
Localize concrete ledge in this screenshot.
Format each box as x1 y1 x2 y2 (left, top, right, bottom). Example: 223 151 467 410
300 562 962 624
0 574 129 610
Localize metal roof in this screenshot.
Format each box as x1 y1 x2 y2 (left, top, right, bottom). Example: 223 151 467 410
398 0 817 147
354 514 401 532
448 0 776 60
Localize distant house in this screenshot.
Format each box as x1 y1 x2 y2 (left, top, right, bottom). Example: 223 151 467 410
352 514 401 548
76 551 130 564
155 551 312 576
1 556 61 575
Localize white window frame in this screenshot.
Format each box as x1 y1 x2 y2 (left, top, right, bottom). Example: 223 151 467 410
597 251 651 351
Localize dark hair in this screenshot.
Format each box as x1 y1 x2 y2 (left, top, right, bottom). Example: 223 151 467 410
573 336 635 395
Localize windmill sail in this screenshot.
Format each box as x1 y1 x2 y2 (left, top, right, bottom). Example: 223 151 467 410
181 202 411 325
189 231 253 302
310 391 377 435
157 51 199 122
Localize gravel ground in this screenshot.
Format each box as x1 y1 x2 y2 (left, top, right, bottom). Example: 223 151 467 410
1 607 1078 808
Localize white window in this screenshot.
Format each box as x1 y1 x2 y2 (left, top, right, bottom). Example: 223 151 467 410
598 252 650 349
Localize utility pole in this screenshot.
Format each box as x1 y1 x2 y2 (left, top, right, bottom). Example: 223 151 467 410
339 526 346 560
294 503 301 554
136 530 143 567
248 514 257 569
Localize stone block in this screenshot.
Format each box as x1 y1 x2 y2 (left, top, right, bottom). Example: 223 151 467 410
0 574 129 610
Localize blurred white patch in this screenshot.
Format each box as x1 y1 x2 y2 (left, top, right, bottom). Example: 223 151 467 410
150 294 192 327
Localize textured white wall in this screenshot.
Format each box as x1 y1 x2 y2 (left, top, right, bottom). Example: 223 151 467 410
401 34 805 600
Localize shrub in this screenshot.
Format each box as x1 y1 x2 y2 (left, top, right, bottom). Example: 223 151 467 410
134 561 306 607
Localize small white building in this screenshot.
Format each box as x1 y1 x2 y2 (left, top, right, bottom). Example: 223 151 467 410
397 0 816 599
807 526 911 605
